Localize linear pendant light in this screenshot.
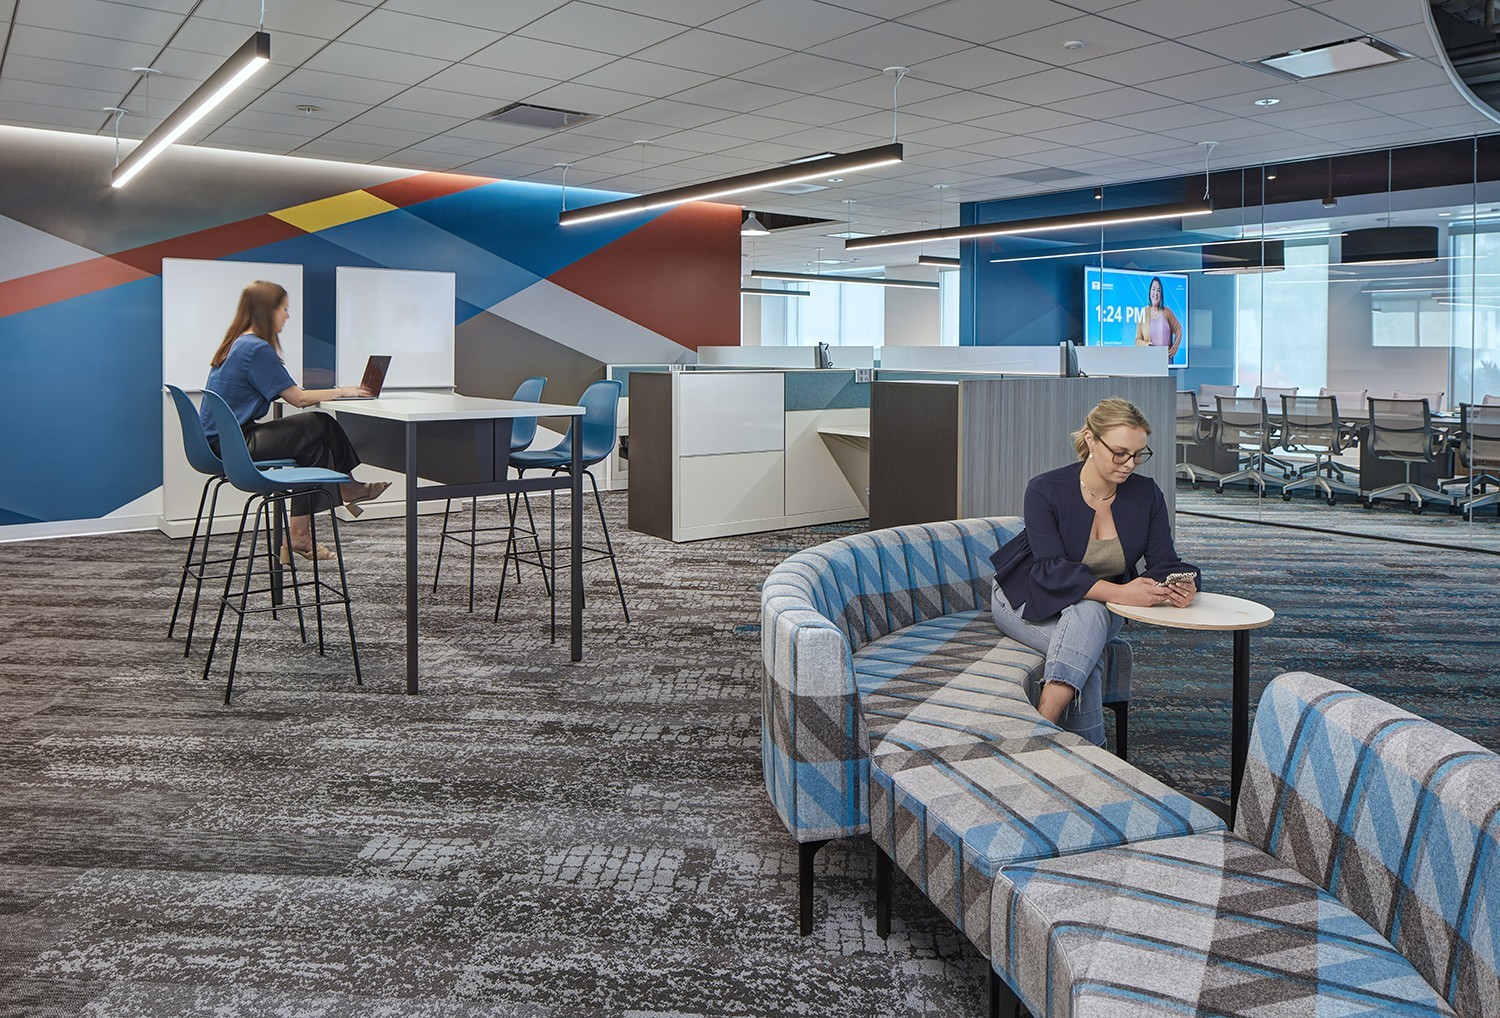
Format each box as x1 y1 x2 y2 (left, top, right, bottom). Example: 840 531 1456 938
916 255 960 267
741 287 811 296
844 198 1213 251
558 143 904 226
750 269 938 290
112 31 271 188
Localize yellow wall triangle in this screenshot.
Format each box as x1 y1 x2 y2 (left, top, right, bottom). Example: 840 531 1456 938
271 190 400 233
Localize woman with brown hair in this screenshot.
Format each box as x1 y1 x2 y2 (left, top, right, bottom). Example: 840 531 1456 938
989 398 1199 746
200 280 388 561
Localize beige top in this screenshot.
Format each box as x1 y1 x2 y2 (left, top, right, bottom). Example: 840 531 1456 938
1082 535 1126 580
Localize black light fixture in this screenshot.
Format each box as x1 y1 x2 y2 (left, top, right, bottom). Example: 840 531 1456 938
1322 158 1338 209
1341 151 1439 265
917 255 960 267
844 198 1212 251
750 269 938 290
1201 239 1286 274
1341 226 1439 265
558 143 904 225
741 287 810 296
112 31 271 187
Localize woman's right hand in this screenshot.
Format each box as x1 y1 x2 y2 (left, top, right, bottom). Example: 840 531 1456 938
1110 576 1172 607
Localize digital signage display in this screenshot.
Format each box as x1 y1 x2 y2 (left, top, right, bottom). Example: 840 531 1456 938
1084 265 1189 368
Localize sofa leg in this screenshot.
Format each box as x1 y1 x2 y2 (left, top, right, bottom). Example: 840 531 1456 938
874 844 892 939
988 968 1020 1018
1107 699 1128 760
799 839 830 936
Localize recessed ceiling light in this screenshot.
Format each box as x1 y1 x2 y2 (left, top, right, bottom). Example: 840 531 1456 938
1253 97 1280 106
296 104 321 114
1256 36 1409 79
825 177 844 182
1439 211 1453 217
1062 40 1084 50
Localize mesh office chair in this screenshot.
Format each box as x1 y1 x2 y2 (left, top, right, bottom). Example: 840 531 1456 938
1392 389 1445 413
1197 383 1238 407
1278 395 1359 505
1174 390 1223 486
199 390 361 704
164 384 295 656
1213 396 1282 494
1453 403 1500 519
432 376 547 611
1319 386 1368 480
1362 398 1454 514
1484 394 1500 405
500 379 628 630
1254 386 1299 476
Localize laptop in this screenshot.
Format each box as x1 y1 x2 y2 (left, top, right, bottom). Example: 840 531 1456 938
330 355 391 400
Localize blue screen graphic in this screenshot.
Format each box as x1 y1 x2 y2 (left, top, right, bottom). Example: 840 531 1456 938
1084 266 1189 368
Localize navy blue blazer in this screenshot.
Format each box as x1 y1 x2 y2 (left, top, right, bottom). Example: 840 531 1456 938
990 462 1200 623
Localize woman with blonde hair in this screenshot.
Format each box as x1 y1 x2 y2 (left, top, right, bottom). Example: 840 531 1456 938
201 280 388 560
989 397 1199 746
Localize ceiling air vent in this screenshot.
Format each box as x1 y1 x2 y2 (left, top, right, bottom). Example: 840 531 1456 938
478 102 597 130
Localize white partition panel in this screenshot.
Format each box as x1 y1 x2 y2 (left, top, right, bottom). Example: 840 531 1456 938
697 346 818 368
163 258 303 389
878 345 1057 373
1077 345 1169 376
674 371 784 456
336 266 455 389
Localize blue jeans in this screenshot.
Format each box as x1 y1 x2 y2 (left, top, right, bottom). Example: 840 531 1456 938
990 581 1124 747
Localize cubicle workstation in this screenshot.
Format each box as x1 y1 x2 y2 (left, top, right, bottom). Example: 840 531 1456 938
628 369 869 542
870 375 1177 530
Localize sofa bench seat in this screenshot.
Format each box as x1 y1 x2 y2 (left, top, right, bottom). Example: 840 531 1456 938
853 612 1054 753
990 829 1458 1018
870 737 1226 956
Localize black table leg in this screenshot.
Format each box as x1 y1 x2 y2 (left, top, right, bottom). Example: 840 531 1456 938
570 422 583 662
405 423 419 694
1229 628 1250 824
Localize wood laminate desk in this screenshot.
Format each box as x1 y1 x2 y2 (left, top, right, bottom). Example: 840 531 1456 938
334 392 586 693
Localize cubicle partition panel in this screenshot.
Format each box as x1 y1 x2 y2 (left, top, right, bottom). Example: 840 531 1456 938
628 370 871 542
872 375 1176 528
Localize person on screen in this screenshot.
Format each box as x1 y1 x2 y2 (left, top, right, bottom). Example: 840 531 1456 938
200 280 389 561
1134 276 1183 359
989 398 1199 747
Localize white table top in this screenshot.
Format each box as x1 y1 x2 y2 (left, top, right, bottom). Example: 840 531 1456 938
818 426 871 440
326 389 584 422
1107 591 1274 632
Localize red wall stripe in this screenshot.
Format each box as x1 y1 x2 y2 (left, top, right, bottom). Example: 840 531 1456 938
365 172 493 208
0 256 152 319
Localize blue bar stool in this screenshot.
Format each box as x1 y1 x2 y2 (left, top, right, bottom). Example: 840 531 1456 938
164 384 296 656
432 376 548 611
199 390 362 704
498 379 628 631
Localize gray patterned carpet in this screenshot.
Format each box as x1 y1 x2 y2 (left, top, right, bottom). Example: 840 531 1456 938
1 492 1495 1017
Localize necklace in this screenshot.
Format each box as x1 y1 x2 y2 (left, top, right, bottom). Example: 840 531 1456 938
1079 475 1116 503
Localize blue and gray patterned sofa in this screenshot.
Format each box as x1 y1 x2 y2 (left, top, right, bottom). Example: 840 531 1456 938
761 520 1499 1017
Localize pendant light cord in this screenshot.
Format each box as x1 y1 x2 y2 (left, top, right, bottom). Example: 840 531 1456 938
889 67 907 144
1201 140 1217 202
260 0 266 31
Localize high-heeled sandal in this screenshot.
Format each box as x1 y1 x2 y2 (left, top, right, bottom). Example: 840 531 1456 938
280 543 336 564
342 480 391 517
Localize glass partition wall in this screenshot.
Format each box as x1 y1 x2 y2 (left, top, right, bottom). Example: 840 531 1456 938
962 136 1500 550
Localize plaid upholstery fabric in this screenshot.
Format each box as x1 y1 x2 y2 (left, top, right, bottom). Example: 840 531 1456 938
1237 673 1500 1018
991 830 1458 1018
870 738 1224 955
760 518 1027 843
761 517 1135 845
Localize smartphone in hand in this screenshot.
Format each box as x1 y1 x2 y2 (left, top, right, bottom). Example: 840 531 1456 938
1156 571 1196 589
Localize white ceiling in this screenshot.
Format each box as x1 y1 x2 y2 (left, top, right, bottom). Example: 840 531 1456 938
0 0 1496 270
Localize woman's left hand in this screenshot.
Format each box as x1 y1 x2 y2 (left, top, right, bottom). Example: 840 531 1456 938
1159 576 1196 607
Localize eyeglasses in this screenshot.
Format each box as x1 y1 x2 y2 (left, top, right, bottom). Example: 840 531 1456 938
1094 434 1153 465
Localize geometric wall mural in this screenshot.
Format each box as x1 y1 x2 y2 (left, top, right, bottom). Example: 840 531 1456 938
0 127 739 528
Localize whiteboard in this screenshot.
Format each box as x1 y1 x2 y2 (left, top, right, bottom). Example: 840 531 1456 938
162 258 304 391
336 266 455 388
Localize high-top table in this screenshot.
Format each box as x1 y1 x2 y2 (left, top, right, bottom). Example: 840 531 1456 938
1107 591 1275 820
333 391 586 693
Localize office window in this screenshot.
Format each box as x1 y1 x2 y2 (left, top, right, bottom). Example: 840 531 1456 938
1235 240 1328 391
779 279 885 347
939 269 959 345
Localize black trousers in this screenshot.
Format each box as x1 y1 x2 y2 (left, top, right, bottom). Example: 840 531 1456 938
243 412 362 516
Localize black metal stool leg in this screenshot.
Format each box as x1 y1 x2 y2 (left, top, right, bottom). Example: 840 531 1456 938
277 498 308 644
309 496 326 656
1108 700 1128 761
169 474 214 639
328 502 361 686
183 477 225 656
203 498 253 682
222 497 265 704
431 498 453 592
466 496 478 612
586 469 629 622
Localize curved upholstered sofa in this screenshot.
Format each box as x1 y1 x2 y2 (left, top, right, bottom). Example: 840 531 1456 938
760 518 1499 1017
759 516 1139 934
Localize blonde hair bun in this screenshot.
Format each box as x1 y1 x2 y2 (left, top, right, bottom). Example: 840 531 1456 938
1071 397 1151 460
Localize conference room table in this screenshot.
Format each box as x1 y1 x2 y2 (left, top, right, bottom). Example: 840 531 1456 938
332 391 586 693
